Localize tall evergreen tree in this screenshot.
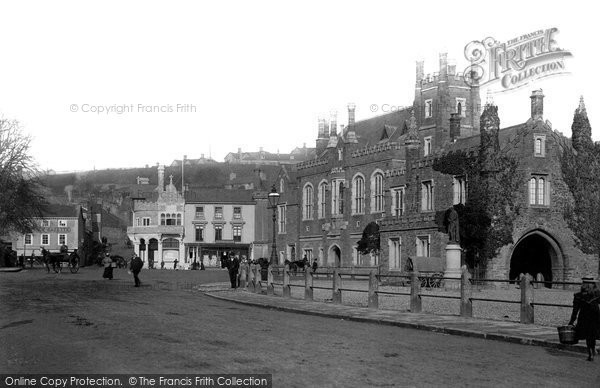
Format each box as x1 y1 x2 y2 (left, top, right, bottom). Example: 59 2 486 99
561 97 600 275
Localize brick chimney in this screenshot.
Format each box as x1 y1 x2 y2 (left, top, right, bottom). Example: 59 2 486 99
530 89 544 121
345 103 358 144
416 60 424 85
327 111 338 148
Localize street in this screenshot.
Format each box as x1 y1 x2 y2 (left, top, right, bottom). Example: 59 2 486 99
1 268 599 387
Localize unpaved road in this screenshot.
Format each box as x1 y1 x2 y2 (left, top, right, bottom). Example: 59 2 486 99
1 268 599 387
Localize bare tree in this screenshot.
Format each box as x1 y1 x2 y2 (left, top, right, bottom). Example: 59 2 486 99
0 117 46 235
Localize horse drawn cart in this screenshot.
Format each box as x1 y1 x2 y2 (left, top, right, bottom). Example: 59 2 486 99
42 247 80 274
405 256 445 288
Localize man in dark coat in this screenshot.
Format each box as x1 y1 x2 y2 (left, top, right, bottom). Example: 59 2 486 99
130 254 144 287
569 279 600 361
227 253 240 288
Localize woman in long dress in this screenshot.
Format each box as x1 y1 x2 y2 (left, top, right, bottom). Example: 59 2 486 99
569 279 600 361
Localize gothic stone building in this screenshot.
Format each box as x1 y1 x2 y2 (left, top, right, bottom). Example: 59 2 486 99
289 53 596 282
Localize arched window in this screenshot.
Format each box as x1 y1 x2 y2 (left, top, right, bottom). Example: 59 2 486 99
537 178 545 204
457 102 462 116
318 181 327 219
529 178 536 205
160 214 166 225
303 184 314 220
279 178 285 194
352 175 365 214
371 172 384 213
176 214 182 226
331 180 344 215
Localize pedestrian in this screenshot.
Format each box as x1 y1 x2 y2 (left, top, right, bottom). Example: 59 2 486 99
29 250 35 268
173 258 178 270
569 278 600 361
312 258 318 274
18 254 25 268
130 254 143 287
160 260 165 269
227 253 240 288
102 253 113 280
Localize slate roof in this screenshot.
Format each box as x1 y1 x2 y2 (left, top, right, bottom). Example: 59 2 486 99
184 188 255 204
343 108 413 147
41 204 79 218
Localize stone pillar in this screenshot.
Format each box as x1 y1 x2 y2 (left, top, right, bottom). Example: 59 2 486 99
410 271 422 313
332 269 342 304
368 271 379 309
283 264 291 298
305 267 313 301
460 265 472 317
267 265 274 295
520 274 534 324
444 243 462 289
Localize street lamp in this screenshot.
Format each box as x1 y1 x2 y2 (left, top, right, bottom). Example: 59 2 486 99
267 185 280 266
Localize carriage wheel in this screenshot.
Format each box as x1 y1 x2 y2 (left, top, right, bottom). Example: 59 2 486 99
70 260 79 273
53 263 61 273
420 277 429 288
431 273 443 288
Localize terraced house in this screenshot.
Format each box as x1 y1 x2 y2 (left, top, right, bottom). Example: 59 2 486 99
285 53 597 283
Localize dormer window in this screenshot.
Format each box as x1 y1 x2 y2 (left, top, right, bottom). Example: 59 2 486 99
425 99 433 118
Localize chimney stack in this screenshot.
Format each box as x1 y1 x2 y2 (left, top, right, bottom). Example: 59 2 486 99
416 60 424 84
530 89 544 121
439 53 448 78
345 103 358 144
330 110 337 136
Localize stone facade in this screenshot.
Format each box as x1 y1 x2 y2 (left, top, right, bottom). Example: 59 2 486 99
280 53 597 283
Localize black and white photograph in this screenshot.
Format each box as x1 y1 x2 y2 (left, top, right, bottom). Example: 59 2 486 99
1 1 600 387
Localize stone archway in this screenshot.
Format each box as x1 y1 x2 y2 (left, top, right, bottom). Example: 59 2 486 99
328 245 341 267
509 230 563 288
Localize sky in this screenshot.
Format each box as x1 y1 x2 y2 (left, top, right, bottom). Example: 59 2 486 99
0 0 597 172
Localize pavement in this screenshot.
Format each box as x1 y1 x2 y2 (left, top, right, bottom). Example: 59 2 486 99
200 285 588 355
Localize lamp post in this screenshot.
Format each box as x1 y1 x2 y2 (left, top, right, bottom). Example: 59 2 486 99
267 185 280 266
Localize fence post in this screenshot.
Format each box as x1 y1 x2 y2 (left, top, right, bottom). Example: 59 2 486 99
368 271 378 309
332 268 342 304
305 267 313 301
283 264 291 298
240 264 247 289
410 271 422 313
520 273 534 324
267 265 274 295
460 265 472 317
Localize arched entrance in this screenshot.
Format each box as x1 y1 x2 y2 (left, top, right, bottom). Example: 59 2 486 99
328 245 341 267
509 230 563 288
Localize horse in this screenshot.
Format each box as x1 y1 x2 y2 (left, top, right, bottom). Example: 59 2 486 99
285 257 309 275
